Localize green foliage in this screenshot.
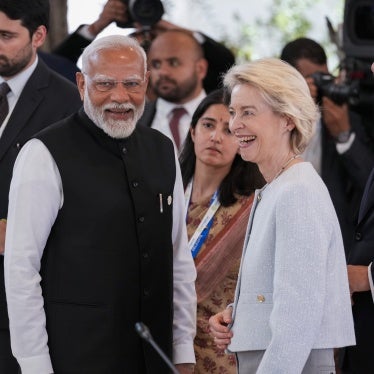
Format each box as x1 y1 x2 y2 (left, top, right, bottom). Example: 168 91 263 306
217 0 345 65
225 0 319 62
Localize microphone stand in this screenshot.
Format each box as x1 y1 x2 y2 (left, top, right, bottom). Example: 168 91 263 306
135 322 179 374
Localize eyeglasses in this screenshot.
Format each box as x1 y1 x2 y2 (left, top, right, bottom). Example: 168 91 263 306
84 75 145 93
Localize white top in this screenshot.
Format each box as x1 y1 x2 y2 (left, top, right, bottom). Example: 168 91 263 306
229 162 355 373
302 119 355 176
151 91 206 152
4 138 197 373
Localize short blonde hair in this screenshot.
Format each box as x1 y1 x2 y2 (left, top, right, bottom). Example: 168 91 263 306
223 58 320 153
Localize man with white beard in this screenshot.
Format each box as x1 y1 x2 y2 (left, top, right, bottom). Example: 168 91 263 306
4 35 196 374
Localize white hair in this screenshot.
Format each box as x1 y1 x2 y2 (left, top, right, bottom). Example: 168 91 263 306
81 34 147 76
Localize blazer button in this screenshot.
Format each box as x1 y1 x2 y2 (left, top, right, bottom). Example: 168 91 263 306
355 232 362 241
257 294 265 303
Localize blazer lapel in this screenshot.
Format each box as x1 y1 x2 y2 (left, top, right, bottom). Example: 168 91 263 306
358 169 374 224
0 61 46 161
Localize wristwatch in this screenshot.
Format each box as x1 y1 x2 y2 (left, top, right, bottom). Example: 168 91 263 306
335 130 352 143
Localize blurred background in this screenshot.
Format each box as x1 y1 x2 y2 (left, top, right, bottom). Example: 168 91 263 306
46 0 345 72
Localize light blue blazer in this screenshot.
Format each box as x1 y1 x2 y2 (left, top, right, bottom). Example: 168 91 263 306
228 162 355 373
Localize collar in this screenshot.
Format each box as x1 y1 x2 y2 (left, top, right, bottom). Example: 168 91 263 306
156 90 207 117
0 56 38 100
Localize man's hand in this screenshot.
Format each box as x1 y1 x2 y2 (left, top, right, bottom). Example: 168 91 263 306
321 97 351 138
208 307 233 351
347 264 370 294
0 219 6 254
305 76 319 102
88 0 128 37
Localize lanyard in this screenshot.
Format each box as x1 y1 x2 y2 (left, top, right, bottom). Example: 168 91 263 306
185 180 221 259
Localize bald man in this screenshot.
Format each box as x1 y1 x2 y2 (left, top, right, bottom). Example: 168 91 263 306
138 30 208 152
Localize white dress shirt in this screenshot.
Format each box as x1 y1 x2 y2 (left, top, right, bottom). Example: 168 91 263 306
4 138 197 373
151 91 206 152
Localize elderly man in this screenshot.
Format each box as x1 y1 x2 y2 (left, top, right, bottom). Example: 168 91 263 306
4 35 196 374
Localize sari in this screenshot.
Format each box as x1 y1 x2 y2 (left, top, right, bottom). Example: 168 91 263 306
186 194 254 374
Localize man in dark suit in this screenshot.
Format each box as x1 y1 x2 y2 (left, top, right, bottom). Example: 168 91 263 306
340 60 374 374
0 1 81 372
136 29 212 154
280 38 374 255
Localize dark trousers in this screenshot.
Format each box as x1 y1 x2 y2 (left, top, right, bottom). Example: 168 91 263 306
0 328 19 373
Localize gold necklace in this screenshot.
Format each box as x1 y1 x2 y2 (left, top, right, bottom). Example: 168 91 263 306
272 154 300 182
257 154 300 201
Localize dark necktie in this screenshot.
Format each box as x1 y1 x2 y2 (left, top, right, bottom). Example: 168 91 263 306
169 107 187 149
0 82 10 126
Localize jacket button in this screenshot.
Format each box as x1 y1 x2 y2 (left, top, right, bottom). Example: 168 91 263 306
132 181 139 188
122 147 127 154
355 232 362 241
138 216 145 223
257 294 265 303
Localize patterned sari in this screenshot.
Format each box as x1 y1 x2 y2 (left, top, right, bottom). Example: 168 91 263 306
186 194 254 374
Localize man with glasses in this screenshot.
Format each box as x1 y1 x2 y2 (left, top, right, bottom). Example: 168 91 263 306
4 35 196 374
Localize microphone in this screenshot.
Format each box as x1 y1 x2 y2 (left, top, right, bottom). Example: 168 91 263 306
135 322 179 374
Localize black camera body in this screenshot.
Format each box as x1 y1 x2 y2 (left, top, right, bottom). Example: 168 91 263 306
343 0 374 59
117 0 164 28
313 0 374 111
311 70 368 108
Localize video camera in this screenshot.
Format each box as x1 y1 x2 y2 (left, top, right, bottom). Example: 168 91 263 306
117 0 164 28
313 0 374 112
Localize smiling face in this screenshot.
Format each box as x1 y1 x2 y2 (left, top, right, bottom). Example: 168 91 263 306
191 103 238 172
76 46 149 139
228 84 293 177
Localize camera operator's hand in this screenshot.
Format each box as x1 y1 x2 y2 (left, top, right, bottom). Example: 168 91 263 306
87 0 128 37
305 76 319 102
321 97 351 138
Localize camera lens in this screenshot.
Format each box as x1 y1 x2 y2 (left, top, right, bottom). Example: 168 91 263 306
129 0 164 27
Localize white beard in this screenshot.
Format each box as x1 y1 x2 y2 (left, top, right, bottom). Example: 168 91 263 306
83 91 145 139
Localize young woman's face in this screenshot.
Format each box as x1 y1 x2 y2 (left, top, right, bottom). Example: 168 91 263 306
191 103 239 169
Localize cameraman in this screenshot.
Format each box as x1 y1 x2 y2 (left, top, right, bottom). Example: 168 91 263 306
52 0 235 95
280 37 374 256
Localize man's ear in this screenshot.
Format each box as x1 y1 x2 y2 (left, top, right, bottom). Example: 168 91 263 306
32 25 47 49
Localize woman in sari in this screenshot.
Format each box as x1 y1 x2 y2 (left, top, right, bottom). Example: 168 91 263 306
179 89 264 373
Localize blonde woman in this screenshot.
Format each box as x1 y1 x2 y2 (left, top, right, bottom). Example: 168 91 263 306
209 58 355 373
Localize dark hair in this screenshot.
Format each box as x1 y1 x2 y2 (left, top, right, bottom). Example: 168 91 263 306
0 0 50 37
179 88 265 207
280 37 327 67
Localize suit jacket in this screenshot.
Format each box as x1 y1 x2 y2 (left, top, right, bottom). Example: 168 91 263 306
341 168 374 372
38 50 80 83
54 27 235 93
229 163 355 373
0 58 82 328
137 100 157 128
321 111 374 254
